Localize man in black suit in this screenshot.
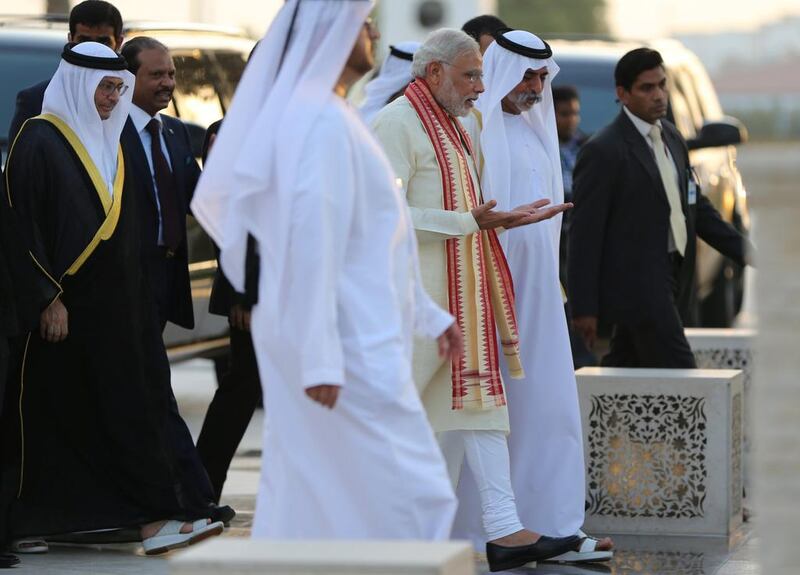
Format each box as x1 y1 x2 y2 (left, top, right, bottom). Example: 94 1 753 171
8 1 124 144
119 37 232 522
121 37 197 330
195 120 262 503
568 48 750 368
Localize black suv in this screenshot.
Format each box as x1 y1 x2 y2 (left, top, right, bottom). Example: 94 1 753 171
0 16 255 356
550 38 749 327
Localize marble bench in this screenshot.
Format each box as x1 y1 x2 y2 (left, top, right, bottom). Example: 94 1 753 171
170 539 475 575
577 367 744 537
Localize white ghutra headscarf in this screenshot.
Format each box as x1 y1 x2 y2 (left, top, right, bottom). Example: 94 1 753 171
192 0 374 311
360 41 420 124
42 42 134 194
477 30 563 211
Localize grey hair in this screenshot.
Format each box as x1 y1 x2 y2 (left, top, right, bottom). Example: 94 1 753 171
412 28 480 79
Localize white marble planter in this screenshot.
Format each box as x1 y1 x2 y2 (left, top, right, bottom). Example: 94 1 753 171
170 539 475 575
686 328 755 487
577 367 744 537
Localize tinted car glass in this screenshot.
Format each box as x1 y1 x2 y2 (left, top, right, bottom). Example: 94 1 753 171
0 46 59 142
172 50 225 127
210 50 247 109
553 58 618 136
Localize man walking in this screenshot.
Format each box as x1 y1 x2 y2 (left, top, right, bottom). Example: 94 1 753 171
373 28 577 571
569 48 751 367
456 28 612 563
120 37 231 523
193 0 459 540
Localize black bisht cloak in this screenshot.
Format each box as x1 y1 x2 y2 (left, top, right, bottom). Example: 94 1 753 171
1 116 208 537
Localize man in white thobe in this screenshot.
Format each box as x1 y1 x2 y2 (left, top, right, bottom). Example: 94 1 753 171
372 28 578 571
455 29 614 562
191 0 459 539
359 41 420 124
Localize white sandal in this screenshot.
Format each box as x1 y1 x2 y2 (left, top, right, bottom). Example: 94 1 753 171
11 538 48 554
142 519 224 556
545 529 613 563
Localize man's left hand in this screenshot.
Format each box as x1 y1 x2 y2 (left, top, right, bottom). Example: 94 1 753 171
508 198 573 228
437 322 464 362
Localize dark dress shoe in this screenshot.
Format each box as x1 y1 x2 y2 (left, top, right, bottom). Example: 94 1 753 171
486 535 581 572
0 553 20 568
208 504 236 526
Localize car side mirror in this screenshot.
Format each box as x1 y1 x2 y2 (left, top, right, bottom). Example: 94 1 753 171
687 116 748 150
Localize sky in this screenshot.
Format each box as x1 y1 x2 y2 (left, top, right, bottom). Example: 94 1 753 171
1 0 799 38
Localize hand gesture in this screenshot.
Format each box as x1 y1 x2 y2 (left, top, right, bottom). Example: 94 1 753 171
471 198 572 230
40 297 68 343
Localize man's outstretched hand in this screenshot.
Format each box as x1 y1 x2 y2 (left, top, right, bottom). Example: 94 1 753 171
305 384 341 409
472 198 572 230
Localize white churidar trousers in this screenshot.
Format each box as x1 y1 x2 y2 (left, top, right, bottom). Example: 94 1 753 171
437 430 524 541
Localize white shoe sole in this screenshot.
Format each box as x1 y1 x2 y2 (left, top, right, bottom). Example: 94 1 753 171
545 549 614 563
143 521 224 556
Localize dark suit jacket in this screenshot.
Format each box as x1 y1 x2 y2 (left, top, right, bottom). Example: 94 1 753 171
121 114 200 329
568 110 747 325
8 80 49 146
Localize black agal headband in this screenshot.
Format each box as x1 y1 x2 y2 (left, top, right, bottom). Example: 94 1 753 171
389 45 414 61
61 43 128 71
493 29 552 60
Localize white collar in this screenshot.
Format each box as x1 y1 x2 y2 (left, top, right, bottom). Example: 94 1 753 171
623 105 662 139
130 104 163 134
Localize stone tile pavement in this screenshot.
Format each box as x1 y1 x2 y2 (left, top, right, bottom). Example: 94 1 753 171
5 360 762 574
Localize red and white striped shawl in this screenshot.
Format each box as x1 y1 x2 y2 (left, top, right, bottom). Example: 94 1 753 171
405 79 524 411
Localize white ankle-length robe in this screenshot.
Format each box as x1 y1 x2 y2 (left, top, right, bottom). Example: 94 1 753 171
250 98 457 539
454 112 585 543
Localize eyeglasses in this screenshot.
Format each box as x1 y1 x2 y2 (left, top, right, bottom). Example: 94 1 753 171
97 81 129 96
442 61 483 84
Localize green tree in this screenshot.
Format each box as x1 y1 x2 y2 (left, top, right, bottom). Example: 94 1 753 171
498 0 609 36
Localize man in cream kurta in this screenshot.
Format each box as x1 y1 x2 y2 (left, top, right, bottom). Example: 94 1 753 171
373 27 577 571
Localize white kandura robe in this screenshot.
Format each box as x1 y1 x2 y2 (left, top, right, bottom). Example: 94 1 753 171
250 98 457 539
454 112 585 544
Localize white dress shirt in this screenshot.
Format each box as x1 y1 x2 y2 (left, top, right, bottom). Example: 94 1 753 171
130 104 173 245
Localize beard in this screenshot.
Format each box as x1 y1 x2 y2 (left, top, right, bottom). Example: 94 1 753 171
510 90 542 112
437 73 475 117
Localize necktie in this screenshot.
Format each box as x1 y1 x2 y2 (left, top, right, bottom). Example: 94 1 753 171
146 119 181 250
649 124 687 256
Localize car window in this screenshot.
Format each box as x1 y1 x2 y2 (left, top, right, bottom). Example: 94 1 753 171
171 50 224 128
667 79 697 139
0 46 60 144
209 50 248 110
552 58 619 136
671 66 704 130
